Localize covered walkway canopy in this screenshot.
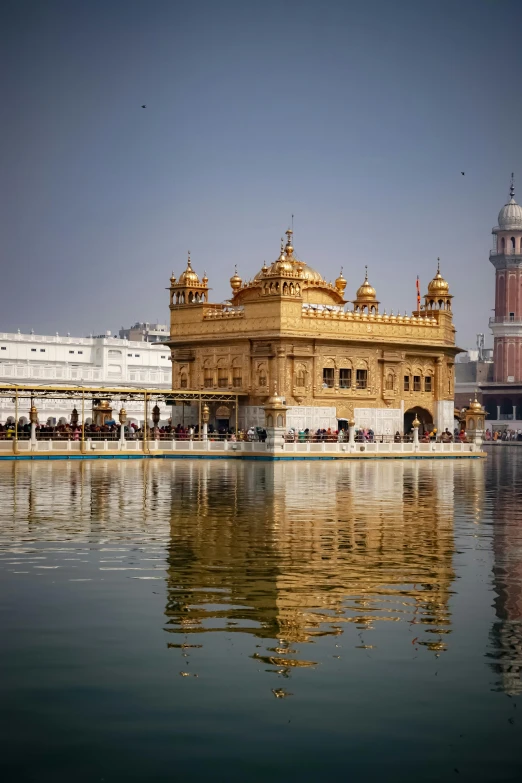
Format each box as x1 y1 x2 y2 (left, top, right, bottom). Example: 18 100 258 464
0 383 247 440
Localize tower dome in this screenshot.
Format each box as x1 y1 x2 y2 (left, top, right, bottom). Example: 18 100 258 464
353 267 379 313
497 175 522 230
355 268 377 301
427 262 450 294
178 252 200 285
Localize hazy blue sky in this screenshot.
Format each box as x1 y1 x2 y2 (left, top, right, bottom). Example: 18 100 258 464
2 0 521 348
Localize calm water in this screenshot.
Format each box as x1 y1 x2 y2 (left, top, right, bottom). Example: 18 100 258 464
0 453 521 782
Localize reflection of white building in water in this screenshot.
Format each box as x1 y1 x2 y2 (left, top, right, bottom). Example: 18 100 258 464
0 330 172 425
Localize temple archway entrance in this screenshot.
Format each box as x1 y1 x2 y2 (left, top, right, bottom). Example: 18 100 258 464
404 406 433 435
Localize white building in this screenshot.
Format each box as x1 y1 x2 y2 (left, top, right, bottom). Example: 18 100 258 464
0 330 173 426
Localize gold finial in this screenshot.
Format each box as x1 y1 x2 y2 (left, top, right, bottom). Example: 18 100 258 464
335 266 347 294
230 264 242 291
510 172 515 201
187 251 191 266
412 415 420 428
285 228 294 256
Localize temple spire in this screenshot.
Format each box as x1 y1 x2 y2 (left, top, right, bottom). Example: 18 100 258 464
510 172 515 202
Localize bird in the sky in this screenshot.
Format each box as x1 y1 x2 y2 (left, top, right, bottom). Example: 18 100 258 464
141 105 146 108
461 171 465 175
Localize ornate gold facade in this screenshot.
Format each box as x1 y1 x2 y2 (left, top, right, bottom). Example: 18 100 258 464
168 232 460 433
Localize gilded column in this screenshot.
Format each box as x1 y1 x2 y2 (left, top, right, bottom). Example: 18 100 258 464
276 345 286 398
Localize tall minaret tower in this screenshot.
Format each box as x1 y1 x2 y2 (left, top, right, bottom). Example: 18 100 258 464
490 175 522 382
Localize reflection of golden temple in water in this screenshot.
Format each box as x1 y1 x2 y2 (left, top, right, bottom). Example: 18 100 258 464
162 460 483 658
0 458 487 674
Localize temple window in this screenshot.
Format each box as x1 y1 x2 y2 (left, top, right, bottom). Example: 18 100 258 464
511 237 516 250
404 375 410 392
204 368 213 388
385 373 394 391
356 369 368 389
339 368 352 389
323 368 335 388
218 368 228 388
413 375 421 392
510 312 515 321
501 237 505 251
180 374 188 389
296 368 306 387
424 376 432 392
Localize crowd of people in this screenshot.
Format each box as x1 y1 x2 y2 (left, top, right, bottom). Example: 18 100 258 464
0 419 488 444
484 429 522 441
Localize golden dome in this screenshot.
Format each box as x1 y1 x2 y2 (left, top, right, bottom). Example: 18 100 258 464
253 234 325 283
469 395 483 412
355 268 377 301
272 258 294 274
335 268 347 294
178 252 200 285
427 262 449 294
230 266 242 291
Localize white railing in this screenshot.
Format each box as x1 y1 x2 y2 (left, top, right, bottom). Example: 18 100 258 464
0 439 483 457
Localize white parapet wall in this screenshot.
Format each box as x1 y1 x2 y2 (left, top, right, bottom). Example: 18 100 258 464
0 437 484 458
354 407 402 436
239 405 339 431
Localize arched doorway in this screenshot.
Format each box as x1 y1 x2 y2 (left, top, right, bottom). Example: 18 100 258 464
404 406 433 435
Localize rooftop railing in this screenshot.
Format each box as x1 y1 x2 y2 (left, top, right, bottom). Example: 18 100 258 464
489 317 522 325
490 248 522 257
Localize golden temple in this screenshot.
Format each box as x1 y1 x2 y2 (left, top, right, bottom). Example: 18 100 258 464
168 231 460 434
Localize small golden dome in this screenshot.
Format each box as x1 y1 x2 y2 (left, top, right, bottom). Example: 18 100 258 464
356 268 377 301
469 395 483 412
335 268 347 293
170 271 177 285
230 266 242 291
202 270 208 285
273 258 294 274
427 261 449 294
178 252 200 285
